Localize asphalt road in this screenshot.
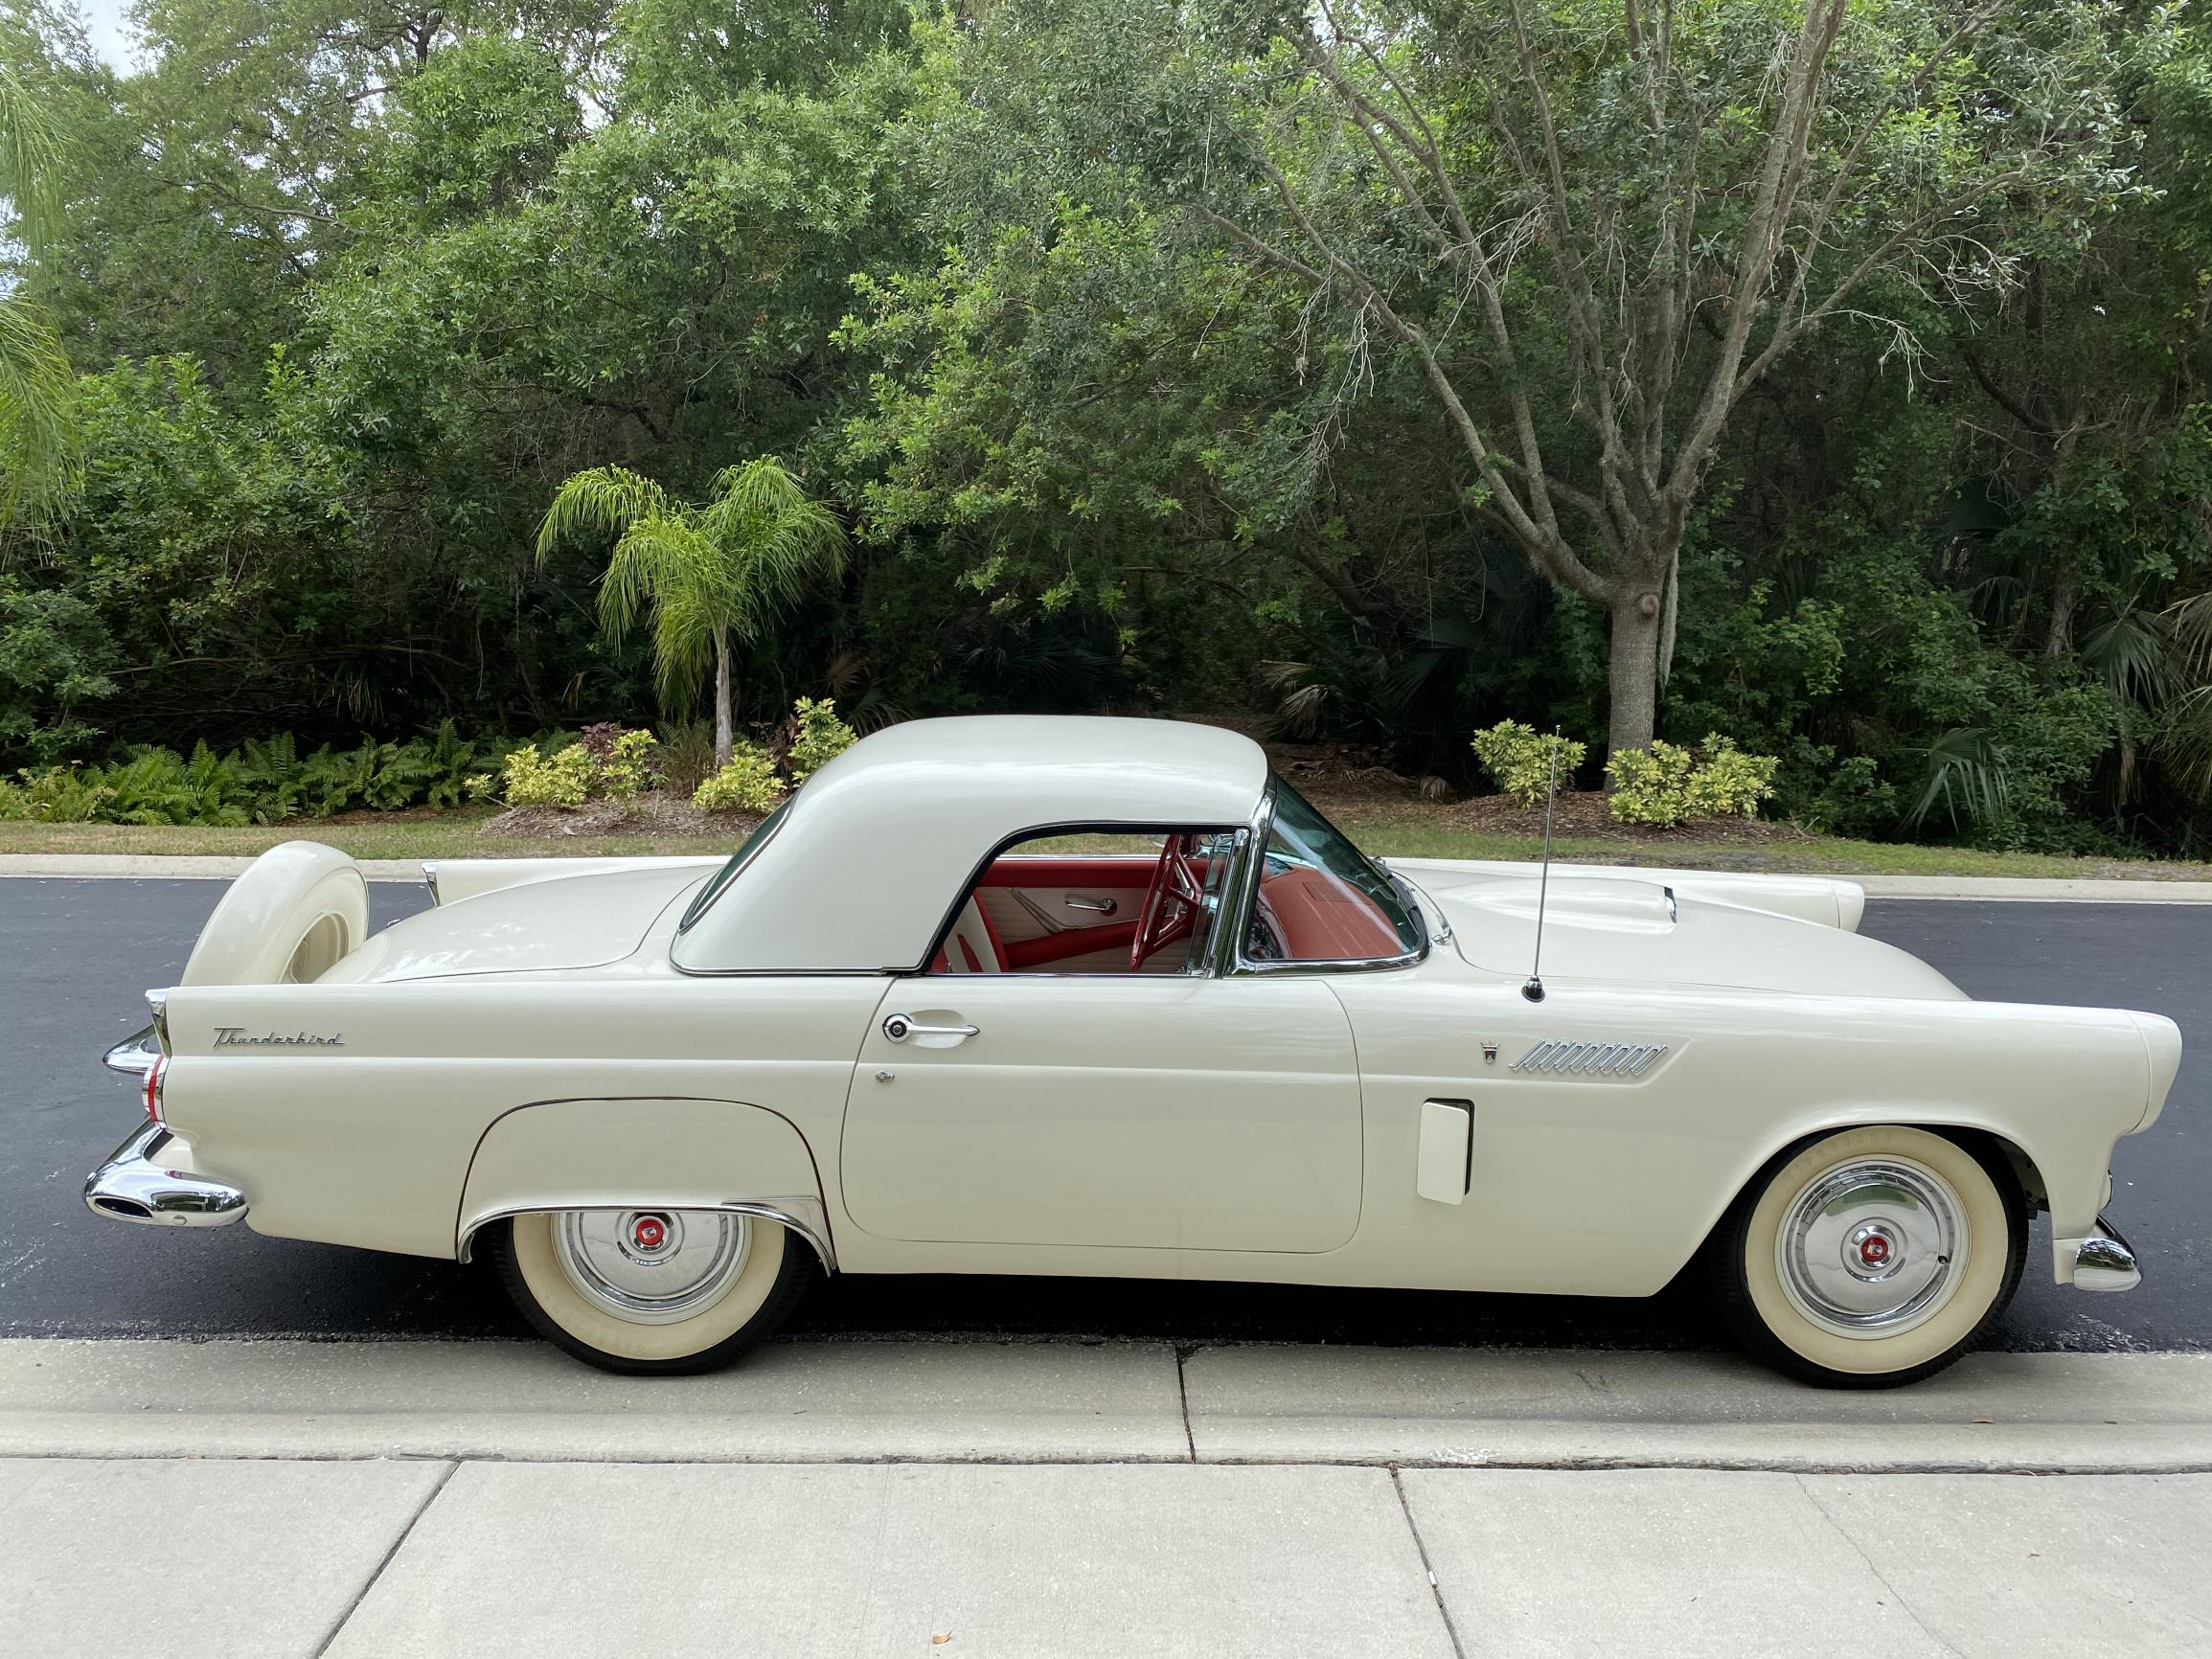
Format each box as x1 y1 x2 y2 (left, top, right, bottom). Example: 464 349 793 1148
2 877 2204 1352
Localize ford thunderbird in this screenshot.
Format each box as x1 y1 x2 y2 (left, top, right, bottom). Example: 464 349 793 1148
86 716 2176 1385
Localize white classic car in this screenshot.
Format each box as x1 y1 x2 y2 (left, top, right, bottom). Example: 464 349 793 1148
88 717 2176 1386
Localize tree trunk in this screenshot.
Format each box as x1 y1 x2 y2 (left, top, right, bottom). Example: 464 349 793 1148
2045 568 2078 658
1606 591 1665 761
713 631 735 769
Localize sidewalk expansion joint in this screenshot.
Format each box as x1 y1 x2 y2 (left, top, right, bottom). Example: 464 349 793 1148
1174 1341 1202 1463
1793 1472 1968 1659
310 1459 457 1658
1390 1466 1468 1659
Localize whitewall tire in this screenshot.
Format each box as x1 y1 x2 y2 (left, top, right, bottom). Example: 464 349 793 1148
492 1209 813 1375
1711 1125 2025 1388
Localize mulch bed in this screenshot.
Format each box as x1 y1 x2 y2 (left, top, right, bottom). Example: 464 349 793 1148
1440 789 1814 845
482 796 764 840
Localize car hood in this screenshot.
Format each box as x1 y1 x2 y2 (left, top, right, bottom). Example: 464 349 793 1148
317 865 707 984
1424 873 1964 1000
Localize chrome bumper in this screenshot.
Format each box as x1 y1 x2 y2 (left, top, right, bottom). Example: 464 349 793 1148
83 1121 247 1228
2066 1216 2141 1292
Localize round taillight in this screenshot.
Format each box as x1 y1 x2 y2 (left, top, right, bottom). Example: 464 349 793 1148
143 1055 167 1124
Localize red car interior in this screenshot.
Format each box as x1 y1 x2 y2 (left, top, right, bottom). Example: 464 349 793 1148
928 850 1402 971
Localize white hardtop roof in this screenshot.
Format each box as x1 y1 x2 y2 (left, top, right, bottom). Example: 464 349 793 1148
671 716 1270 972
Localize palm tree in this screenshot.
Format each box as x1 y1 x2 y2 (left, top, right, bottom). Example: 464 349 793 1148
536 457 847 765
0 64 80 531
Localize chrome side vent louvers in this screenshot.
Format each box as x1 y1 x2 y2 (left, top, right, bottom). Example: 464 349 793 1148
1511 1039 1669 1077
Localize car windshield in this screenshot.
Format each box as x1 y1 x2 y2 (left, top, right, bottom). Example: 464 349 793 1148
676 800 790 933
1257 778 1423 960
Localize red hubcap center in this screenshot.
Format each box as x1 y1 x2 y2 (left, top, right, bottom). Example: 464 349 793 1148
1859 1236 1890 1266
633 1216 667 1250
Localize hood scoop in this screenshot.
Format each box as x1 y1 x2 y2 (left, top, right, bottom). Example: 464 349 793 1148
1441 875 1678 935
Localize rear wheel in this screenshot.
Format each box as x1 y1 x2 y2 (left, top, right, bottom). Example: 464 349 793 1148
1711 1125 2025 1388
491 1209 812 1375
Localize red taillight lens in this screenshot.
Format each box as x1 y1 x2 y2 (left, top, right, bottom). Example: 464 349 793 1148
143 1055 167 1124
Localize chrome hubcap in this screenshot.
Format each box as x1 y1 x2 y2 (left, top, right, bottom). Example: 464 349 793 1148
553 1210 751 1325
1775 1157 1967 1339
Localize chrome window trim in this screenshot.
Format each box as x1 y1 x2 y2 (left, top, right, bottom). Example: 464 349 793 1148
1387 867 1450 943
1224 777 1430 978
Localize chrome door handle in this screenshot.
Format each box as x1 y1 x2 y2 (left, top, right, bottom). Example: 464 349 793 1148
1064 895 1118 915
882 1013 980 1044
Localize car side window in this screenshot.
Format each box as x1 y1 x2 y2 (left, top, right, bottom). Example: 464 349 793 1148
928 828 1237 976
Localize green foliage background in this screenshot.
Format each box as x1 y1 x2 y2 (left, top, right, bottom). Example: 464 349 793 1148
3 0 2212 852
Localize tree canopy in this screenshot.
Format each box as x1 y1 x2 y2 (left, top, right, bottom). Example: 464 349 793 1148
5 0 2212 853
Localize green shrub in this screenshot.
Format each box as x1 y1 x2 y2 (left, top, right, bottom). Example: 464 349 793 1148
1607 734 1779 827
1471 720 1587 807
500 742 595 807
1606 739 1699 826
493 725 662 808
1 726 525 825
582 724 658 800
787 696 857 785
693 746 783 814
1683 735 1780 819
0 762 117 822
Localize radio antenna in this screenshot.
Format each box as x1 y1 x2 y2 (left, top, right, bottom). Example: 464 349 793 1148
1522 728 1562 1003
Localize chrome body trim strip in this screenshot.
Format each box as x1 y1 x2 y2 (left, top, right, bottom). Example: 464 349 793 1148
458 1195 838 1273
2069 1216 2142 1292
83 1121 249 1228
422 860 442 905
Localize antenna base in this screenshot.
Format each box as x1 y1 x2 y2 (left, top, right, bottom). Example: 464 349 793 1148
1520 976 1545 1003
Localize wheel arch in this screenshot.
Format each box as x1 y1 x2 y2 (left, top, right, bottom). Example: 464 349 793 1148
453 1095 836 1272
1689 1107 2046 1270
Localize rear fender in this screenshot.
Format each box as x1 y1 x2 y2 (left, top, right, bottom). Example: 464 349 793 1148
455 1096 834 1269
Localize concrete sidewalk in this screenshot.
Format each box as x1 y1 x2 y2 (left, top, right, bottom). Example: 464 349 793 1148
5 1341 2210 1657
7 1338 2212 1470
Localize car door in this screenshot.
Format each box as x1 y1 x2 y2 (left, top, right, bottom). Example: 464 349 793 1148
839 975 1363 1253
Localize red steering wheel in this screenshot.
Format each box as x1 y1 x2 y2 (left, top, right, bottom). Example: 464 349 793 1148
1131 833 1208 970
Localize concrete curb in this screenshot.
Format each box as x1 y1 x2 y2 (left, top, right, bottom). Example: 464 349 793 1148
0 853 424 880
5 852 2212 899
5 1338 2206 1472
1853 873 2212 902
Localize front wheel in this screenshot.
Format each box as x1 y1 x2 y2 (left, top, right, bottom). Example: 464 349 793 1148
490 1209 813 1375
1710 1125 2025 1388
